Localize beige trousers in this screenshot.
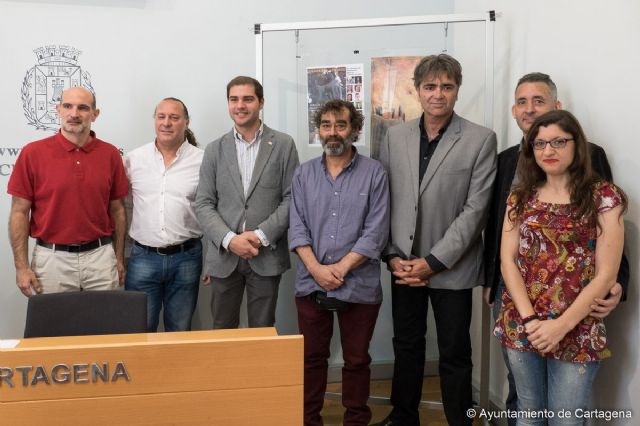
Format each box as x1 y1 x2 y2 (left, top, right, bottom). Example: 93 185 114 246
31 243 120 293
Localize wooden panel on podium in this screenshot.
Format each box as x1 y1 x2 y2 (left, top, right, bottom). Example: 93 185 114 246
0 328 303 425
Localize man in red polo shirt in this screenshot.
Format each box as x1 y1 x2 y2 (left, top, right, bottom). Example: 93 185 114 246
8 87 128 297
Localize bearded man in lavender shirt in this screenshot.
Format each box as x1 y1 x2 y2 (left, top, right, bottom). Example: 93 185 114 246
289 99 390 426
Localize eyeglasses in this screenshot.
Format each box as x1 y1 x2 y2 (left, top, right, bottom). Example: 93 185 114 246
530 138 573 150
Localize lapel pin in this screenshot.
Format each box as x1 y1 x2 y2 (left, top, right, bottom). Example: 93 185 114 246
268 141 273 145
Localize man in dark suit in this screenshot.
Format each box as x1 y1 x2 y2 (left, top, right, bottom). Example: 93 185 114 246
375 54 497 426
196 76 299 329
483 72 630 424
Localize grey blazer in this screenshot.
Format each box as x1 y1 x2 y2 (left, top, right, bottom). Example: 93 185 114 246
379 113 497 290
195 125 299 278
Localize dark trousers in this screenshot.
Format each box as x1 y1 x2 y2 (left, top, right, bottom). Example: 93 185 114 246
296 296 381 426
389 284 473 426
209 259 280 329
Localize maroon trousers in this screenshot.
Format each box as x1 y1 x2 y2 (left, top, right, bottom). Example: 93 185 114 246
295 296 381 426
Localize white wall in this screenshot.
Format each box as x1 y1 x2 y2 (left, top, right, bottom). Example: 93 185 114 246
453 1 640 423
4 2 634 416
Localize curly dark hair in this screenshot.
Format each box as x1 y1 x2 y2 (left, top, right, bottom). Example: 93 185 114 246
508 110 627 230
313 99 364 141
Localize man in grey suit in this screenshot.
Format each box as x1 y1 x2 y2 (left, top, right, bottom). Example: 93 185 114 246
374 54 497 426
195 76 299 329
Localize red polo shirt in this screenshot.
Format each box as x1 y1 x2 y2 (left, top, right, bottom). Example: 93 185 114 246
8 131 129 244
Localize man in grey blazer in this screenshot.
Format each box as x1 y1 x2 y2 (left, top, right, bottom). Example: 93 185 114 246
374 54 497 426
195 76 299 329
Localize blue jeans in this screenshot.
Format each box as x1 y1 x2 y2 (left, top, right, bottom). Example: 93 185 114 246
125 240 202 332
493 283 518 426
506 348 599 426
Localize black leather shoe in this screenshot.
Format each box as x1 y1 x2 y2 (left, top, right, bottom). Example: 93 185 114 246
369 415 394 426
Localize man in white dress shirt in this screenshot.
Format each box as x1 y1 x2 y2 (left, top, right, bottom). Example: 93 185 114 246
124 97 205 332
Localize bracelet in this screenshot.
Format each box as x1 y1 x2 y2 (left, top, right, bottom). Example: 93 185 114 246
521 314 539 325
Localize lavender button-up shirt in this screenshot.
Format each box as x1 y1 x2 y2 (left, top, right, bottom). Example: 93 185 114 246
289 150 390 304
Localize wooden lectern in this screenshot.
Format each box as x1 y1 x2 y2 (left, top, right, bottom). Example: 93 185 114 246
0 328 303 425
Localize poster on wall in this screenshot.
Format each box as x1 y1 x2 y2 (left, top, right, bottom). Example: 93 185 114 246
370 56 423 159
306 64 365 145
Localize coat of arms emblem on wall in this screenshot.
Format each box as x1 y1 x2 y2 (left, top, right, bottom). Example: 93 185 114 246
21 45 95 132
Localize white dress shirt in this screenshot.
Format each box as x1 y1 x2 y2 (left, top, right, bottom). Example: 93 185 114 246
235 125 262 197
125 141 204 247
221 124 270 249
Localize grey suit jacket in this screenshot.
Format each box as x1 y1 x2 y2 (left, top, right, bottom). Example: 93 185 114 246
379 113 497 290
195 124 299 278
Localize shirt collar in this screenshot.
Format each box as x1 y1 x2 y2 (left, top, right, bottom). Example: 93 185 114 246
154 140 189 158
419 113 453 139
321 146 359 171
233 122 263 145
55 130 98 152
176 140 189 156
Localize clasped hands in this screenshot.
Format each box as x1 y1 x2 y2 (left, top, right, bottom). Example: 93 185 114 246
308 262 349 291
522 318 569 355
522 282 623 354
228 231 262 260
389 256 432 287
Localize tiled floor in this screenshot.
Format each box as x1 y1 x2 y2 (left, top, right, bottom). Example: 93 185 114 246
321 377 484 425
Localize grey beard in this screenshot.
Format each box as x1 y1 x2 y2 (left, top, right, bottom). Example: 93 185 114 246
322 138 352 156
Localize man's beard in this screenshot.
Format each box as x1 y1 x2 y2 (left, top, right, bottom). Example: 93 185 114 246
321 135 352 156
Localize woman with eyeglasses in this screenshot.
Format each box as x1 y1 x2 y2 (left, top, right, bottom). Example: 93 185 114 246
493 109 627 424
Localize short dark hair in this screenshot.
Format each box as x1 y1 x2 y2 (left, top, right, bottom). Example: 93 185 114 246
515 72 557 100
413 54 462 88
226 76 264 100
314 99 364 141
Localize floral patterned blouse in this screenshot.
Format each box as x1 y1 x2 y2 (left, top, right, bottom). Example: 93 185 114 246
494 182 623 363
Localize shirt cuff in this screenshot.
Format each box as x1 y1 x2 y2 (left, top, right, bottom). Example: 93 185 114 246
382 252 400 264
222 231 237 250
254 229 271 247
425 254 447 273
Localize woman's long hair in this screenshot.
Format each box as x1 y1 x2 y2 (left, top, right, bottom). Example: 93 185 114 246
508 110 625 230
